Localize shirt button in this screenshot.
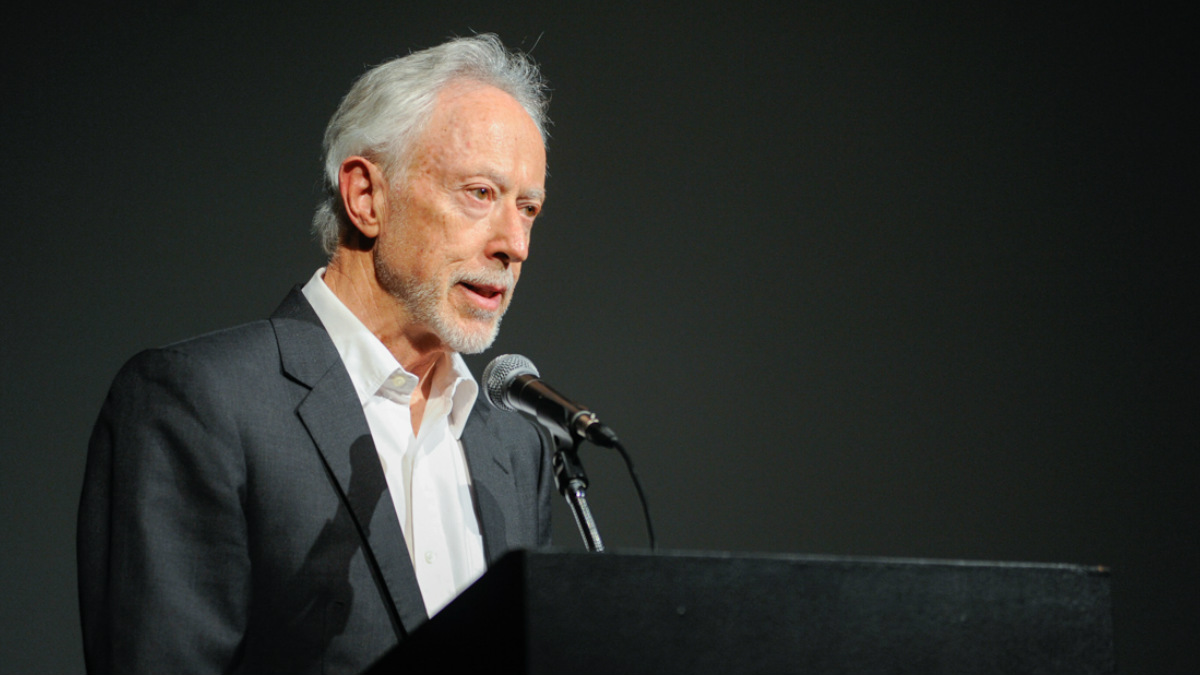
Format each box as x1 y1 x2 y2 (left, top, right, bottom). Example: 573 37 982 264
424 551 435 564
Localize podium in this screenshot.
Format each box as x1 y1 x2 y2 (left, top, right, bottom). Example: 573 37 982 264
367 549 1113 674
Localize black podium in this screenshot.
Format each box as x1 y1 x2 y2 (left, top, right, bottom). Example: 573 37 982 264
367 549 1113 674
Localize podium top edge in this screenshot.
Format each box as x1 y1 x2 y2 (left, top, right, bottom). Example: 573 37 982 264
526 546 1110 575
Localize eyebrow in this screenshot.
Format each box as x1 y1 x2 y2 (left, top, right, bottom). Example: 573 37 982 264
475 170 545 202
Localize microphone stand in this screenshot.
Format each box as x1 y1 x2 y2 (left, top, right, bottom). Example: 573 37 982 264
549 430 605 553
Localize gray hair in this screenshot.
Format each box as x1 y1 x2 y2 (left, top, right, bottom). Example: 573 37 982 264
312 34 550 256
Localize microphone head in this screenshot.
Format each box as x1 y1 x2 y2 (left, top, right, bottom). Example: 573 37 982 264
483 354 539 412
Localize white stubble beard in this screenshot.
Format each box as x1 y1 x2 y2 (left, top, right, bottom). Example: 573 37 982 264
375 251 514 355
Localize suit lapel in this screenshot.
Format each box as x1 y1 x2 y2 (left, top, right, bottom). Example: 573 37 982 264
460 399 519 565
270 289 429 635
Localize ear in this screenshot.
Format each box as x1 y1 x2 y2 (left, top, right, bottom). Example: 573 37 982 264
338 156 389 239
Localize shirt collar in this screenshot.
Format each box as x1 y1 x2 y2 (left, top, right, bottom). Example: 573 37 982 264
301 268 479 439
437 351 480 439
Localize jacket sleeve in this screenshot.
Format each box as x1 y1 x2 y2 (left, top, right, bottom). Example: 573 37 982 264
78 348 250 674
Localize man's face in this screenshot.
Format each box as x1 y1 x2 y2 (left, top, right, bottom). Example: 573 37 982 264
374 82 546 354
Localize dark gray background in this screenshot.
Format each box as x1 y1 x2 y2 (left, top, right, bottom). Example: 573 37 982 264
2 2 1194 672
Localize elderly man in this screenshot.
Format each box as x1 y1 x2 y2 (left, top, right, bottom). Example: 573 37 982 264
78 35 553 674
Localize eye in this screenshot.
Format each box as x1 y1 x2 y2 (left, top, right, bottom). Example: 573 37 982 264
469 186 493 201
521 203 542 218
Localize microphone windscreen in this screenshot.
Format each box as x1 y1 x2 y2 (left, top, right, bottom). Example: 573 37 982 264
482 354 539 411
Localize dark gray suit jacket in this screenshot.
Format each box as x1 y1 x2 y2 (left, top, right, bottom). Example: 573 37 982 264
78 289 553 674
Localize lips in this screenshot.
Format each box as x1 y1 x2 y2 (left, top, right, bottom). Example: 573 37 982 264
457 280 507 312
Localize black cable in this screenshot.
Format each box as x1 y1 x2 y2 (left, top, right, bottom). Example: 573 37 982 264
611 439 655 551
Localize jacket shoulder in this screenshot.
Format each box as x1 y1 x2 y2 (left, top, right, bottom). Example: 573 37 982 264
156 320 280 368
102 319 294 435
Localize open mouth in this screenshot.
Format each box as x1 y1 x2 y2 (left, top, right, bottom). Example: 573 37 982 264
458 281 506 311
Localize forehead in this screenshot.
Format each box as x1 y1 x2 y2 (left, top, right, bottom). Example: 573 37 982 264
407 82 547 181
431 80 544 142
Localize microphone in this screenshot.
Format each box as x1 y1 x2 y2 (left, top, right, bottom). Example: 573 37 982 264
483 354 619 447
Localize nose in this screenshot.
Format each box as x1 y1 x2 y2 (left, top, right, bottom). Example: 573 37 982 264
486 201 531 266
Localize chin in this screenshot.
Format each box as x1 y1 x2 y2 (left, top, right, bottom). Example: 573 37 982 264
437 314 503 355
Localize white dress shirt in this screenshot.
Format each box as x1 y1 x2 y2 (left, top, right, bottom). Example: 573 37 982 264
302 269 487 616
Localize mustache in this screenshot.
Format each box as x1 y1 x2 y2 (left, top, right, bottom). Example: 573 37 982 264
453 267 515 291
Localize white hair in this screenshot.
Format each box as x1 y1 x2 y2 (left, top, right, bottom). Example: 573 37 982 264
311 34 550 255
